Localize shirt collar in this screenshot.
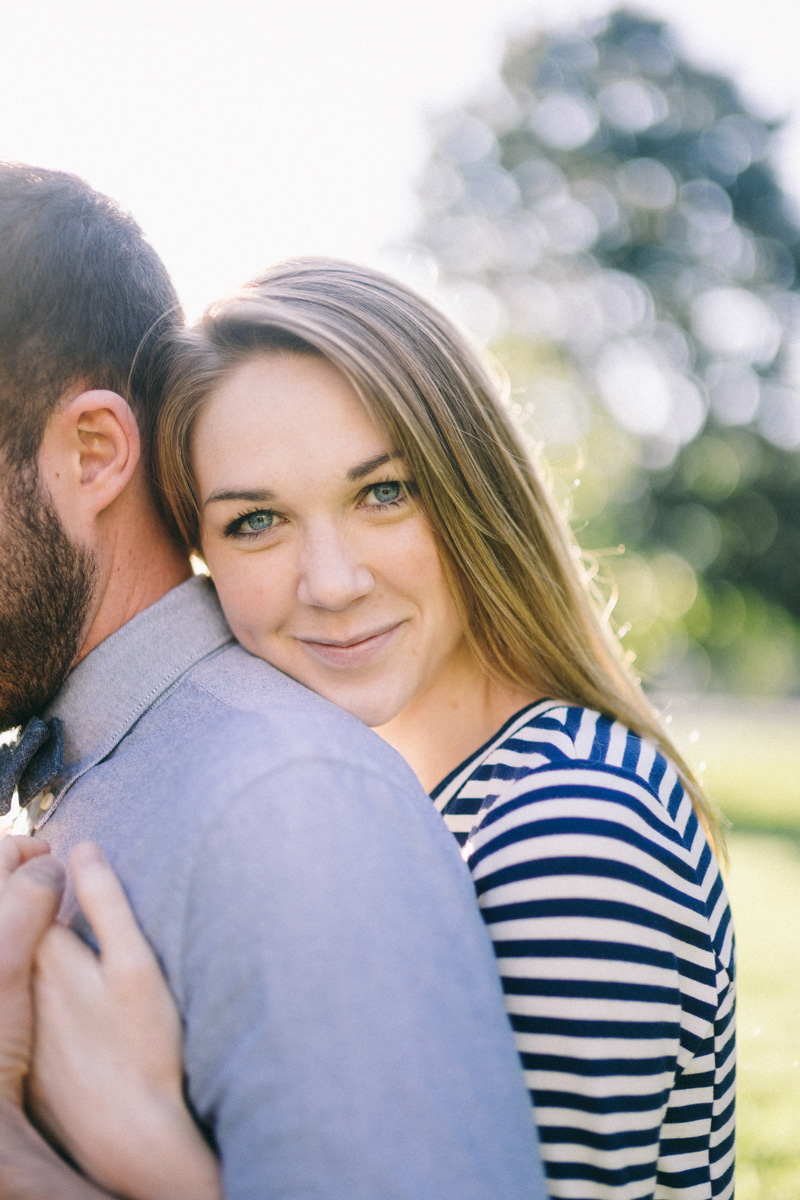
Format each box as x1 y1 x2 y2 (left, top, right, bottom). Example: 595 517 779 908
45 574 234 785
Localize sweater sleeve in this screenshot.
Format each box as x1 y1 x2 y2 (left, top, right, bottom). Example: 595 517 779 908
462 760 734 1200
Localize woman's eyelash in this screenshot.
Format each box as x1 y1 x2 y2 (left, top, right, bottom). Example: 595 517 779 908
221 481 415 538
360 479 415 507
223 509 276 538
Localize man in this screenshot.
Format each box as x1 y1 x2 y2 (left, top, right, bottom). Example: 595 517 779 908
0 163 543 1197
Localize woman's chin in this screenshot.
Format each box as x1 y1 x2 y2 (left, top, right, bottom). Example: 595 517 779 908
249 645 412 728
312 683 407 729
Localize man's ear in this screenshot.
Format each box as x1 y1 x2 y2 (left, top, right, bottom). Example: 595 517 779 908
37 390 142 527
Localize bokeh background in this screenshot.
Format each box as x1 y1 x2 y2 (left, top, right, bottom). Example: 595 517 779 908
3 2 799 1194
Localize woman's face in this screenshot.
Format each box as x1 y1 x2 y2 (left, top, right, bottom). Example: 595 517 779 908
192 351 470 726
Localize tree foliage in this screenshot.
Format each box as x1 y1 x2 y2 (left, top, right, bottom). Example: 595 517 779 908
412 9 800 693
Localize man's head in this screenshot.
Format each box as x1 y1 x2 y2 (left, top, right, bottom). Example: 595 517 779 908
0 163 184 730
0 161 182 472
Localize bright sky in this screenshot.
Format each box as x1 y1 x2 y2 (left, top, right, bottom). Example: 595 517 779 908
4 0 800 318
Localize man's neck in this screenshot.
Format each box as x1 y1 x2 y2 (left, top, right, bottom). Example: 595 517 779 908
76 505 192 664
77 555 192 664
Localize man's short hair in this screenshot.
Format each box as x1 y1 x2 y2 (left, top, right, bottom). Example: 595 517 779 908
0 162 182 470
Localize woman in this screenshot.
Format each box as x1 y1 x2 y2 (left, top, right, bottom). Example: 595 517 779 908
30 259 735 1200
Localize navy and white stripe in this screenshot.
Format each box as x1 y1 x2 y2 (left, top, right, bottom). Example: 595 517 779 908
432 701 735 1200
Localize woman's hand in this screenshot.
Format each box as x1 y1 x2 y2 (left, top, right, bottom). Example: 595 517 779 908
28 842 222 1200
0 836 63 1109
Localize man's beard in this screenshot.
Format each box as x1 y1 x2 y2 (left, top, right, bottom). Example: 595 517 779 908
0 467 96 730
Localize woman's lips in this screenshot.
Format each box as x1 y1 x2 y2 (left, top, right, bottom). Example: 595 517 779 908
296 624 402 669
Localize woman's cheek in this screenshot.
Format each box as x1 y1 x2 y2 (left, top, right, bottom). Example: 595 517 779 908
234 555 296 641
379 515 442 583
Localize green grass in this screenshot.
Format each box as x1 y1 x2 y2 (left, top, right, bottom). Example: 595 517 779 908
658 697 800 1197
727 833 800 1199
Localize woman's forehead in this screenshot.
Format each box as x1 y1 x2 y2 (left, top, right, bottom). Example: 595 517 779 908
192 353 395 491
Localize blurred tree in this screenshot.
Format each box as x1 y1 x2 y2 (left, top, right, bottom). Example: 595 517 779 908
411 8 800 693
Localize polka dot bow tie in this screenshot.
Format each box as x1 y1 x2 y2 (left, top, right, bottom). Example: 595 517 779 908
0 717 63 817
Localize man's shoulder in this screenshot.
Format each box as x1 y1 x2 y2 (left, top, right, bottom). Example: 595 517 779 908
187 641 341 722
53 639 438 926
138 640 413 790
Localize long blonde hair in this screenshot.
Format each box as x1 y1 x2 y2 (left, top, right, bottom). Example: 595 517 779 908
155 257 724 859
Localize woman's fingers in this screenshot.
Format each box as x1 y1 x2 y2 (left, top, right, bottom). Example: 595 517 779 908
0 854 65 982
0 837 52 896
69 843 153 971
35 922 99 984
0 855 64 1106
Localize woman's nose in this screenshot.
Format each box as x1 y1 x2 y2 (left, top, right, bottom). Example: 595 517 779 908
297 529 374 610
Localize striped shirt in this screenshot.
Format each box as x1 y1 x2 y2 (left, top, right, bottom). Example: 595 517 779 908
432 701 735 1200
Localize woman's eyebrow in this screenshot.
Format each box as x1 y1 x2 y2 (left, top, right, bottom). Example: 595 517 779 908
204 454 403 506
203 487 276 509
346 452 401 482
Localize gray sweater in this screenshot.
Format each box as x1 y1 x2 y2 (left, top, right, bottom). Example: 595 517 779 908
35 578 544 1200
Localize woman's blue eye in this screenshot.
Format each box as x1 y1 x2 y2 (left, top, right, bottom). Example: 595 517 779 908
241 510 274 532
369 482 402 504
223 508 280 539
